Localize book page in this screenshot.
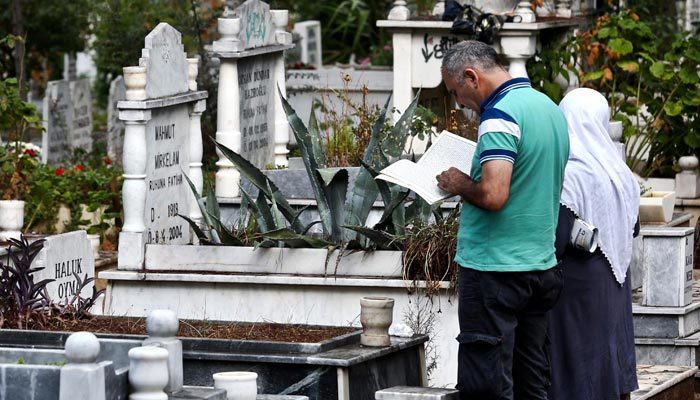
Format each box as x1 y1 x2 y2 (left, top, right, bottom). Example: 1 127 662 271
417 131 476 176
376 160 447 204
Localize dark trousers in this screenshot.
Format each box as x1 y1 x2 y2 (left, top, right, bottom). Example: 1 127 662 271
456 266 563 400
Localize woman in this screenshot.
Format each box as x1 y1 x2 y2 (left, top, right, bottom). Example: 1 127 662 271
548 88 640 400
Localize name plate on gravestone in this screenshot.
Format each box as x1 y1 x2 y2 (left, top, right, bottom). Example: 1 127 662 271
107 76 126 165
144 104 191 245
69 79 93 152
238 53 276 168
42 80 72 164
32 231 95 302
234 0 275 50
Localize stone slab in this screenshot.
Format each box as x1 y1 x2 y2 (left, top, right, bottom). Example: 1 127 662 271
69 78 93 152
632 365 698 400
117 91 207 110
42 80 72 164
170 386 226 400
107 76 126 166
32 230 95 302
212 44 294 59
633 281 700 338
233 0 275 49
238 52 276 168
143 103 192 245
375 386 459 399
139 23 189 99
257 396 308 400
642 231 694 307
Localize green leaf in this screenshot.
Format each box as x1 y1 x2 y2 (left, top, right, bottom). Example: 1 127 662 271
597 27 611 38
307 108 326 167
178 214 210 244
664 101 684 116
582 70 604 82
679 66 700 84
684 134 700 149
240 186 270 233
608 38 633 55
262 228 329 248
182 171 220 244
209 214 244 246
317 168 349 242
650 61 665 78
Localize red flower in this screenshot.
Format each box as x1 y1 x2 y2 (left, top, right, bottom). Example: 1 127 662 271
55 168 65 176
103 157 112 165
74 164 85 172
23 149 37 158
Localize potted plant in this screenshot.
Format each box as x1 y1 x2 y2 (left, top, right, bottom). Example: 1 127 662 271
0 75 43 241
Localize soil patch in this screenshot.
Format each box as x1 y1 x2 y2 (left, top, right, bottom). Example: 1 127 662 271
34 316 358 343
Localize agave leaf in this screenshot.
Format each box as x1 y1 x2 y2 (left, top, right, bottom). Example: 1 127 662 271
267 180 287 230
405 196 433 225
205 181 221 224
278 87 335 238
237 187 250 232
182 171 221 244
262 228 330 248
307 108 326 168
343 225 400 250
210 214 244 246
345 95 392 233
240 186 270 233
381 90 421 160
178 214 210 244
210 137 302 232
359 158 391 206
373 189 409 233
317 168 349 242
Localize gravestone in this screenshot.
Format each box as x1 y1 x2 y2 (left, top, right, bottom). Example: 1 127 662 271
32 230 95 302
139 23 189 99
292 21 322 68
69 78 93 152
233 0 275 49
107 76 126 165
42 80 72 164
239 52 276 168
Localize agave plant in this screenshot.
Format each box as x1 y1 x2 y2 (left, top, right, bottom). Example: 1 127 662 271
184 89 435 250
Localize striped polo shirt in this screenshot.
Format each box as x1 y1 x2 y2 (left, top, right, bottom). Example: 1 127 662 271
455 78 569 272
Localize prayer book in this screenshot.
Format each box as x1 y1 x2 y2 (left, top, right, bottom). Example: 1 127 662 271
375 130 477 205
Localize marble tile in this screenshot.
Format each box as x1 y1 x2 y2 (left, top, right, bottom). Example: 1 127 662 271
375 386 459 399
169 387 226 399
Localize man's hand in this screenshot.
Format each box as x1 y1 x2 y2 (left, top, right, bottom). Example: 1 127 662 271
436 167 470 196
436 160 513 211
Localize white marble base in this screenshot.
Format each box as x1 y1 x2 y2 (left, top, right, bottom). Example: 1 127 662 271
676 172 700 199
117 231 146 270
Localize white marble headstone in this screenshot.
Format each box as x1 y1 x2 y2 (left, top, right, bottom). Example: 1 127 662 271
32 230 95 302
143 104 192 245
107 76 126 165
238 53 276 168
42 80 73 164
234 0 275 49
139 23 189 99
293 21 322 68
69 78 93 152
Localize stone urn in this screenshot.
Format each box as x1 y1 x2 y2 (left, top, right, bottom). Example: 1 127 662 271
128 346 170 400
0 200 25 242
123 66 147 101
360 296 395 347
213 371 258 400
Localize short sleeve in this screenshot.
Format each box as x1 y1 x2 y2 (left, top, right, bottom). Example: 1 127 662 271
477 132 518 164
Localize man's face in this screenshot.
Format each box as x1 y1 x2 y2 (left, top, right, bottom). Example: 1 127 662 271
442 68 481 114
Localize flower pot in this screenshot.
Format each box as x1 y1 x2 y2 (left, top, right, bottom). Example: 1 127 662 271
0 200 25 241
218 18 241 38
270 10 289 30
360 296 394 347
128 346 169 399
87 233 100 259
213 371 257 400
639 191 676 223
123 66 147 101
187 58 198 91
608 120 623 142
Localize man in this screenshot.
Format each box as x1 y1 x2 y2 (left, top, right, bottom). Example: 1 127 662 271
436 40 569 399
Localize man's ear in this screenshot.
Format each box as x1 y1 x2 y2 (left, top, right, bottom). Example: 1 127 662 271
463 68 478 86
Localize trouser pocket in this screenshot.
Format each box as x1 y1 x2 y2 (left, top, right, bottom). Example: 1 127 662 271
456 332 504 400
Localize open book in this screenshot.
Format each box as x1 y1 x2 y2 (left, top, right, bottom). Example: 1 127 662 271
375 131 477 205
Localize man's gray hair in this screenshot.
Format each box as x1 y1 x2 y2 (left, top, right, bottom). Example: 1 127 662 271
442 40 503 82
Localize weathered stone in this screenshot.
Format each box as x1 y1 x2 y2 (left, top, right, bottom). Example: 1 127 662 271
139 23 189 99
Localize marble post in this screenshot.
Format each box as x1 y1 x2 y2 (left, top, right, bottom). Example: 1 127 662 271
499 32 537 78
118 109 151 269
272 9 291 168
391 32 413 123
143 310 183 393
388 1 410 20
128 346 170 400
188 100 206 227
676 155 700 199
59 332 106 400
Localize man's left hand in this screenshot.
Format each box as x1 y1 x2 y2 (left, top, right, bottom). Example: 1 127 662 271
437 167 470 196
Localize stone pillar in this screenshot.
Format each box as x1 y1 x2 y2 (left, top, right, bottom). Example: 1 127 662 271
676 155 700 199
214 17 243 199
272 9 292 168
188 100 206 227
118 109 152 269
388 1 410 20
391 32 413 122
499 32 537 79
60 332 106 400
143 310 183 394
128 346 170 400
608 120 625 161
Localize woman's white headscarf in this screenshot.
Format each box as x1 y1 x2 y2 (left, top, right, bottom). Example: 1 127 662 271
559 88 640 285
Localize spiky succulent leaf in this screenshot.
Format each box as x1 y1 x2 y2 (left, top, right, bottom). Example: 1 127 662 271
343 226 400 250
262 228 330 248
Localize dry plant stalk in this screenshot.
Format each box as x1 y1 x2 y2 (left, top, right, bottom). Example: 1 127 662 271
401 208 459 297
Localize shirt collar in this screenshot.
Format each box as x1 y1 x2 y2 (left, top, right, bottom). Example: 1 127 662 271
480 77 532 113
